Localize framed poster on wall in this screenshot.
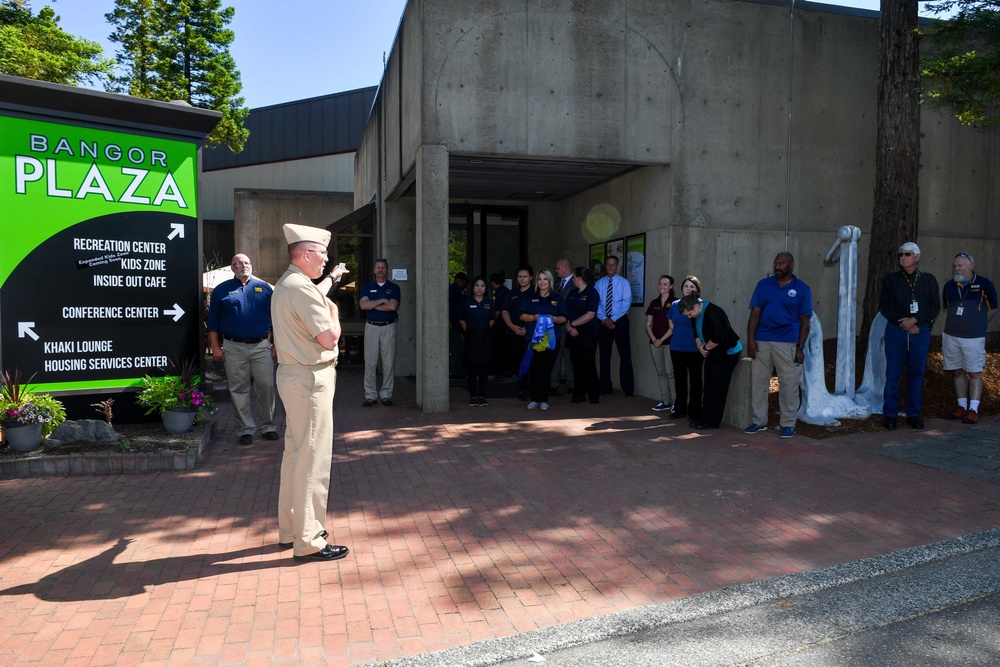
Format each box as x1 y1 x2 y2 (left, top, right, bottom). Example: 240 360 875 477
589 243 605 279
626 234 646 306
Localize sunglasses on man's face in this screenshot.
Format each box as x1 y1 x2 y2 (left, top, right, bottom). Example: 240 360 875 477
898 252 913 257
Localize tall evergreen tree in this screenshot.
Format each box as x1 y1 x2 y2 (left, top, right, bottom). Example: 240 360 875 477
106 0 161 97
0 0 112 85
859 0 922 359
107 0 248 152
922 0 1000 127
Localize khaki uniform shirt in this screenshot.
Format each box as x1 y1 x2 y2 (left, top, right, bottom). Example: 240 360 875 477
271 264 338 367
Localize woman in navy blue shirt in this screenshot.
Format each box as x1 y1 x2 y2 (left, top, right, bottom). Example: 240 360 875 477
502 265 534 401
519 269 568 410
564 267 601 404
668 275 703 423
459 276 495 407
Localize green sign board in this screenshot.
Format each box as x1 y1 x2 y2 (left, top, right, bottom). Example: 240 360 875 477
0 115 201 393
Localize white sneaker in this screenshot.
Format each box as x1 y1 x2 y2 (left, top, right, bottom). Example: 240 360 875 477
540 402 549 411
527 402 539 410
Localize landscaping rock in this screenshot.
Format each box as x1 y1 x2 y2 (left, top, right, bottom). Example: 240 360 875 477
45 420 119 447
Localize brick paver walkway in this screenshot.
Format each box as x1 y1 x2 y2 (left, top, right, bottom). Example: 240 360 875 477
1 368 999 666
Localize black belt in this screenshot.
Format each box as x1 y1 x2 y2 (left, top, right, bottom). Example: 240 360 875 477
366 320 396 327
223 336 268 344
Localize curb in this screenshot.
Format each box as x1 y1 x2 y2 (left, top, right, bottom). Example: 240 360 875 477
370 527 1000 667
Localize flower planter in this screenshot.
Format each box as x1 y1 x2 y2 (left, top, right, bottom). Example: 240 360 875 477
162 407 197 434
2 421 44 452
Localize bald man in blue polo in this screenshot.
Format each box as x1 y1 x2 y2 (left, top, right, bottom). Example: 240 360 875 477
745 252 812 439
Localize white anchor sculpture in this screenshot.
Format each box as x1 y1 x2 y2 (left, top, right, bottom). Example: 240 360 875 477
797 226 887 425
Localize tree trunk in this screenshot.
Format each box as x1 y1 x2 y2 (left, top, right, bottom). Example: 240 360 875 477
859 0 922 363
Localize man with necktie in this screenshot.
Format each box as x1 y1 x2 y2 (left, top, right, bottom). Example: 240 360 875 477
594 255 635 396
550 258 575 392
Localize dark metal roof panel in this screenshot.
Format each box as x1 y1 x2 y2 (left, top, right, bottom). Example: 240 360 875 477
203 86 377 170
0 74 220 139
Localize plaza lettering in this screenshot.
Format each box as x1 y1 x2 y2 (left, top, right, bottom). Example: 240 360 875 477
14 156 188 208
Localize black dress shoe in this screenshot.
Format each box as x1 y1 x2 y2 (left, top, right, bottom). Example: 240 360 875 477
293 544 350 562
280 530 328 550
907 416 925 430
883 417 897 430
238 434 253 445
362 399 377 407
263 431 280 441
381 398 393 406
693 421 717 430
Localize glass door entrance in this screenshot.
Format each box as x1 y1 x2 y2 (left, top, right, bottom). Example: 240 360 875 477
448 205 526 288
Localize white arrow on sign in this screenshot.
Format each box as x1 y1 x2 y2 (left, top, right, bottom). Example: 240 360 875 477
167 223 185 240
18 322 39 341
163 304 186 322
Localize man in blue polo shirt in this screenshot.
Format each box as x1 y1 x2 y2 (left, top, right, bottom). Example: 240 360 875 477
745 252 813 438
359 258 401 407
942 252 998 424
207 253 278 445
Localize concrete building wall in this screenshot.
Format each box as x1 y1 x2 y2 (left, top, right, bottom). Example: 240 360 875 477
356 0 1000 408
200 154 356 221
420 0 681 163
233 190 355 284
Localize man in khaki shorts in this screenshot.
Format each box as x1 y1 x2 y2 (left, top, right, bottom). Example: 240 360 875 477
271 223 350 562
942 252 998 424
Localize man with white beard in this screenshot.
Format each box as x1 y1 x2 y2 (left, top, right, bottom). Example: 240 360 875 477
942 252 998 424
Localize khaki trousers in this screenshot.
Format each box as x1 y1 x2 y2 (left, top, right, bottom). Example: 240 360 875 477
223 338 276 437
364 322 396 400
276 362 337 556
751 340 801 428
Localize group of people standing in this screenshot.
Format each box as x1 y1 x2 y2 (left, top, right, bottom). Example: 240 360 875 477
876 243 997 430
451 255 749 428
452 258 634 410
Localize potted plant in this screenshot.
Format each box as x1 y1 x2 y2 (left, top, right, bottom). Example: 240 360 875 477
1 369 67 452
137 358 213 433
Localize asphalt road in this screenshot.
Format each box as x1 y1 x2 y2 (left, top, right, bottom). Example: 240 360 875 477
377 530 1000 667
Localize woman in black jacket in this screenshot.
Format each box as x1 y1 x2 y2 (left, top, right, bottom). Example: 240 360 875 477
677 295 743 430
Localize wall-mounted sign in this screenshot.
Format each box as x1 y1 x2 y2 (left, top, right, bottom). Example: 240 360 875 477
0 115 200 394
626 233 646 306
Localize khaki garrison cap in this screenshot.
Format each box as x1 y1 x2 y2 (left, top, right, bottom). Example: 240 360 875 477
282 223 331 247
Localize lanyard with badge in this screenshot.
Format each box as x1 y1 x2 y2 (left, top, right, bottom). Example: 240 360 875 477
954 274 974 317
905 271 920 315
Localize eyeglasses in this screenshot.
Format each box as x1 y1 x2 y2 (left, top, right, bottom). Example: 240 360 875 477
898 252 913 257
305 249 328 257
956 253 971 259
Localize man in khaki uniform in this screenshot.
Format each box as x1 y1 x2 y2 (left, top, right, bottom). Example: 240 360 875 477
271 223 350 562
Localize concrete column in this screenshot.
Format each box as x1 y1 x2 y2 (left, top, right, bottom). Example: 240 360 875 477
722 357 752 429
416 144 450 412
